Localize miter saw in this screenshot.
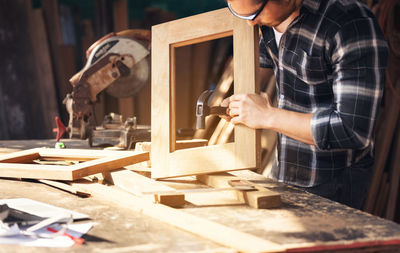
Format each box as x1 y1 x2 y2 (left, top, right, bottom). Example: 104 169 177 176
60 29 151 148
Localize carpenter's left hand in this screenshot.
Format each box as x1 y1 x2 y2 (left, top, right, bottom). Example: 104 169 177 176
220 93 273 129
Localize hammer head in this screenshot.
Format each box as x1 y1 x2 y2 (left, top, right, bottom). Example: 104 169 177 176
196 90 213 129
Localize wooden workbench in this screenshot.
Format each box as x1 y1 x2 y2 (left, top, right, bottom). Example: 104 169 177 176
1 139 400 253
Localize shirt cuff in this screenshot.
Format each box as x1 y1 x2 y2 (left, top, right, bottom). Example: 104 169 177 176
311 108 332 150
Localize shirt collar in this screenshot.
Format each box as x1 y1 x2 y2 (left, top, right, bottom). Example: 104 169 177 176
301 0 321 14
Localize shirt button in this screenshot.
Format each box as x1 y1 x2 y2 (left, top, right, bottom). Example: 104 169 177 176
280 94 285 99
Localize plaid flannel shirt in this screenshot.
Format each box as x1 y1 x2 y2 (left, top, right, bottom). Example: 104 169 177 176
260 0 388 187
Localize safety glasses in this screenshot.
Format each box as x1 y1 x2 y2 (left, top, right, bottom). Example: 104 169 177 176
227 1 268 20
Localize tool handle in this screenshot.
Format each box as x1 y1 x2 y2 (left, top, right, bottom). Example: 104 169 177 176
209 106 228 116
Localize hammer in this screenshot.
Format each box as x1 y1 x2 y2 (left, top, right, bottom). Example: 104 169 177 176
196 90 228 129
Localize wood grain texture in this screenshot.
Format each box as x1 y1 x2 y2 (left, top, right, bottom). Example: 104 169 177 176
151 8 260 179
233 17 261 170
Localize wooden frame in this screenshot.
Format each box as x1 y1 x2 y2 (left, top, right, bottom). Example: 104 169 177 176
151 8 260 179
0 148 149 181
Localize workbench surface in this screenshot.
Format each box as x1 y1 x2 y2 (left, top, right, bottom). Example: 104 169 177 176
1 139 400 253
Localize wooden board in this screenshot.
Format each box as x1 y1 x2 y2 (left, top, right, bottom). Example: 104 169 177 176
0 148 149 181
151 8 260 179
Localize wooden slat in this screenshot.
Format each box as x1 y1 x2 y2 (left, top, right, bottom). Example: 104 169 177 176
71 152 149 180
152 9 234 46
0 163 74 180
151 20 171 178
163 143 251 179
37 148 134 159
113 0 135 121
0 148 40 163
233 18 261 170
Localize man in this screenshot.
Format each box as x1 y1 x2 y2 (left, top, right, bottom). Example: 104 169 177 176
222 0 388 209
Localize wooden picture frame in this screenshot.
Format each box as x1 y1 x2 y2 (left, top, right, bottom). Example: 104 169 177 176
0 148 149 181
151 8 260 179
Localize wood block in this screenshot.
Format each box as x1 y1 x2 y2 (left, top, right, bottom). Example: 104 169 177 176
197 172 281 209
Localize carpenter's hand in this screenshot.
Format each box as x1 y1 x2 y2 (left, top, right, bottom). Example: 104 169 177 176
220 93 272 129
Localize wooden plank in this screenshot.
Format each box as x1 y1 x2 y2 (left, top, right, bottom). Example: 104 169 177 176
107 169 185 208
26 7 59 137
151 8 260 179
209 119 228 145
164 143 250 178
152 9 234 46
71 152 149 180
132 140 208 171
0 149 40 163
41 0 72 123
0 0 57 139
233 16 261 170
175 139 208 149
113 0 135 121
0 163 74 180
197 172 281 209
71 180 285 253
37 148 132 159
151 19 171 178
216 120 234 144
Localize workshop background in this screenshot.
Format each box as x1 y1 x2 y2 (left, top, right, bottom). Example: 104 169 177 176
0 0 399 222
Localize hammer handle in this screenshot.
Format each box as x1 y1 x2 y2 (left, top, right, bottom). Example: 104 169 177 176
209 106 228 116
